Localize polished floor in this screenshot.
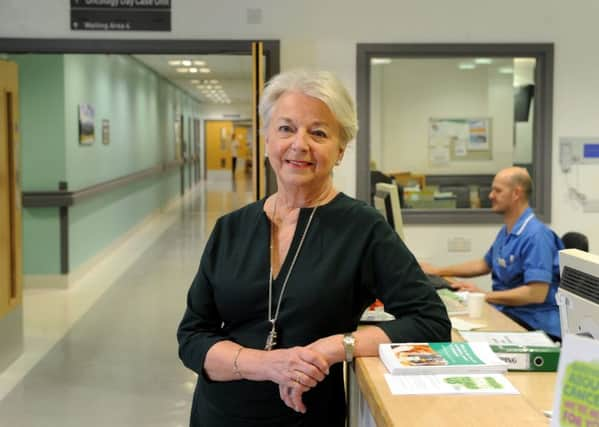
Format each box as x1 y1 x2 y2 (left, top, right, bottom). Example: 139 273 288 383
0 171 254 426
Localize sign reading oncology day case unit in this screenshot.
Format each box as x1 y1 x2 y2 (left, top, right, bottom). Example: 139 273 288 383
70 0 171 32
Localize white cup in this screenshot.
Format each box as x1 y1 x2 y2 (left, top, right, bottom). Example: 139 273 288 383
467 292 485 318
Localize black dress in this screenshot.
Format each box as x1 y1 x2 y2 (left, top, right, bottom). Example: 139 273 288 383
177 193 451 426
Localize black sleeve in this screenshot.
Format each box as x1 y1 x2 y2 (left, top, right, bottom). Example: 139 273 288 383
177 219 228 375
364 219 452 342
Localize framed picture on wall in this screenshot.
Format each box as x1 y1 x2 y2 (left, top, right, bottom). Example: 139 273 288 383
102 119 110 145
78 103 95 145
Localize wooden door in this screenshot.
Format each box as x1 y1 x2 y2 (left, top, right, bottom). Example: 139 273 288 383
205 120 233 171
0 60 22 319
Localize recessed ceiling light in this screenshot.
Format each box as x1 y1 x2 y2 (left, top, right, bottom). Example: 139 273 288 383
189 67 198 73
210 79 218 84
168 60 181 66
498 67 513 74
193 60 206 66
371 58 392 65
199 67 211 73
176 68 189 73
458 63 476 70
474 58 493 65
181 60 192 66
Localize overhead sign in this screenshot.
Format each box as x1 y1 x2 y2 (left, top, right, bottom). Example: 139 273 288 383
71 0 171 32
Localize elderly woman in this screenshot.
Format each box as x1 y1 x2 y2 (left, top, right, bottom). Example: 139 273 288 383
177 70 450 427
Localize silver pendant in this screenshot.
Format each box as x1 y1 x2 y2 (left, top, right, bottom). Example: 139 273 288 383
265 323 277 350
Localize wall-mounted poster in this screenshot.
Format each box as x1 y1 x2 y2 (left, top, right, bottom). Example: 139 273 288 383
78 103 95 145
429 118 492 165
102 119 110 145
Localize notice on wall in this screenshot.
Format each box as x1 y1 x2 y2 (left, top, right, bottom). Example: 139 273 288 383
71 0 171 32
429 118 492 165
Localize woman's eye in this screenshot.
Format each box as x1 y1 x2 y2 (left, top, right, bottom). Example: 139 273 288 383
278 125 293 133
312 130 327 138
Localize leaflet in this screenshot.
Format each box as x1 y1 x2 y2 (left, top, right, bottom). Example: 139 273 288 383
383 373 519 395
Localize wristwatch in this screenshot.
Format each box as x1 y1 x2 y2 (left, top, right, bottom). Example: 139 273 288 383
343 333 356 363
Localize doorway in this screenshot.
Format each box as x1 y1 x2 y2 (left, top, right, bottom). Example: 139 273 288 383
0 39 279 202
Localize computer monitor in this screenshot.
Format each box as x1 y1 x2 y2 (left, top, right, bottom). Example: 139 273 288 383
557 249 599 340
514 84 534 122
373 182 404 240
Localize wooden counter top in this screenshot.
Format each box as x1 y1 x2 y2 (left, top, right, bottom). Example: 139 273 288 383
353 301 555 426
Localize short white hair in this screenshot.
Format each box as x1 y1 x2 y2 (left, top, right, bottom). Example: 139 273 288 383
259 69 358 146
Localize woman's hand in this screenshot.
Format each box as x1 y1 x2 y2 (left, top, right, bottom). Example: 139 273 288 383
307 334 345 366
264 346 329 413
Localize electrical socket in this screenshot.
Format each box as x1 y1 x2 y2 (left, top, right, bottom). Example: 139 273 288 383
448 237 471 252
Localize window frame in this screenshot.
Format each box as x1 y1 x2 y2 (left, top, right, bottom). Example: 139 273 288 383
356 43 554 224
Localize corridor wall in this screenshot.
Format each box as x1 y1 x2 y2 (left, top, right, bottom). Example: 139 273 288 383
11 54 201 283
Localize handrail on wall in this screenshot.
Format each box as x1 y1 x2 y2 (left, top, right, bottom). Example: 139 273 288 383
21 158 188 274
22 159 184 207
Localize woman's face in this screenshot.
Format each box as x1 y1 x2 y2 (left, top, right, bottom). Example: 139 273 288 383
265 91 345 192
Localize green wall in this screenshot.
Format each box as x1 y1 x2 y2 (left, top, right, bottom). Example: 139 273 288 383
13 54 201 275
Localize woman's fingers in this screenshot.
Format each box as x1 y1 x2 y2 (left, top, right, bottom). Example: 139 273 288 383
289 369 317 389
278 384 307 414
267 347 329 386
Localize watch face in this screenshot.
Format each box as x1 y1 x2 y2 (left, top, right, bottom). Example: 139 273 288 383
344 334 355 362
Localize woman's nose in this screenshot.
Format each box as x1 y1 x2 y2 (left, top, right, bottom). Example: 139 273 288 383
291 129 309 150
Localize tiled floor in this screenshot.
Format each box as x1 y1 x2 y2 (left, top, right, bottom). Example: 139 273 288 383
0 173 254 426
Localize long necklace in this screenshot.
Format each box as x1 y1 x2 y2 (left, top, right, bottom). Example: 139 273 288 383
265 198 318 351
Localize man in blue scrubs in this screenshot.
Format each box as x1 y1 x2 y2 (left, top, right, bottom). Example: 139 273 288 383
422 167 564 340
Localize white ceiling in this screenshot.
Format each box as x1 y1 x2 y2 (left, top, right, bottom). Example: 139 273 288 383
133 54 252 105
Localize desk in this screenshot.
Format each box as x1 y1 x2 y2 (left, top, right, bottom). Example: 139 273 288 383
389 172 426 190
351 303 555 426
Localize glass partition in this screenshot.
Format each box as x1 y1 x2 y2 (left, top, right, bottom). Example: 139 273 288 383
356 44 553 224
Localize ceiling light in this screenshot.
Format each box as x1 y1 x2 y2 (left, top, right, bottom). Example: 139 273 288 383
458 63 476 70
176 68 189 73
210 79 218 84
199 67 211 73
168 60 181 66
193 60 206 66
189 67 198 73
181 60 192 66
498 67 514 74
371 58 392 65
474 58 493 65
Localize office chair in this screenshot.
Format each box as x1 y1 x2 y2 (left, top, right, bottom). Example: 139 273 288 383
561 231 589 252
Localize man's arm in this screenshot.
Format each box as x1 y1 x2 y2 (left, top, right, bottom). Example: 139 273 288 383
485 281 550 306
420 258 491 278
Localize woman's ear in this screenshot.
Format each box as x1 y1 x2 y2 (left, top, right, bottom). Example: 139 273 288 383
336 146 346 165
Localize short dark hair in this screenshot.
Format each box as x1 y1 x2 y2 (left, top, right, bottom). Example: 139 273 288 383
510 168 533 201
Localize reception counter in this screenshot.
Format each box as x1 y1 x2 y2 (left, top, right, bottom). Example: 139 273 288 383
350 303 555 426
